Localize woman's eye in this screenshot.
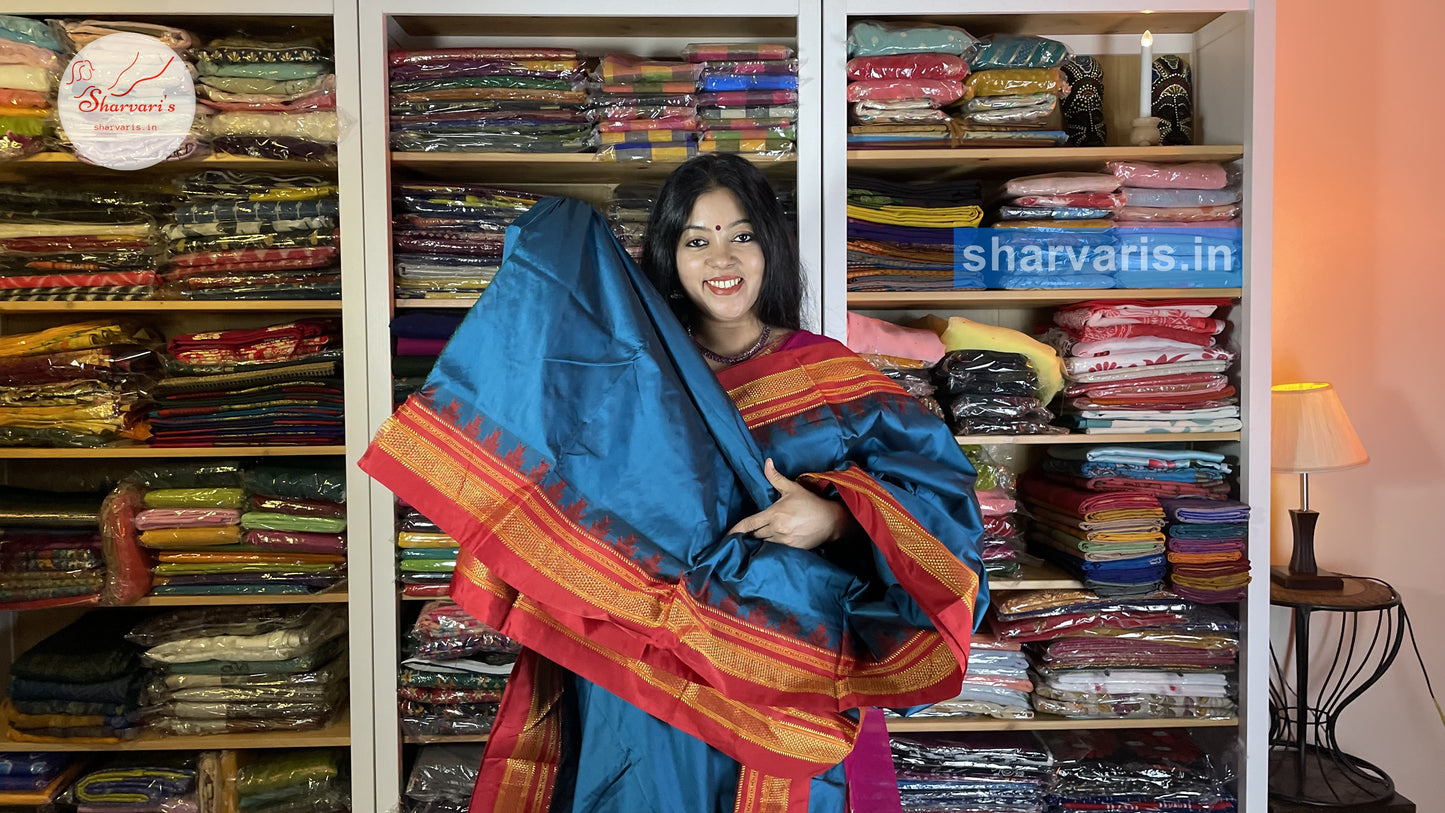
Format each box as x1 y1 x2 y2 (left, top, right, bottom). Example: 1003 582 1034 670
734 232 754 243
683 238 708 248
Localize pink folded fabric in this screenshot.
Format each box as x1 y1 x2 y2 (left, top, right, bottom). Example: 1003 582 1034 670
846 54 969 81
846 312 946 363
1002 173 1121 197
134 508 243 531
1117 218 1242 229
845 79 964 105
1106 161 1229 189
1115 204 1241 222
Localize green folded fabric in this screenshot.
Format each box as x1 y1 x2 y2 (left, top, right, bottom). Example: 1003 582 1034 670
144 488 247 510
398 547 459 560
240 512 346 533
153 562 340 575
398 559 456 573
237 749 341 798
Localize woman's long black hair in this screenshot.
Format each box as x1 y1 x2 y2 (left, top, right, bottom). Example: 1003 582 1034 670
640 154 802 331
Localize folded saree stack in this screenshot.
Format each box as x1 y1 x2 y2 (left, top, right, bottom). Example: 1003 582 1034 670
594 53 699 162
235 749 350 813
978 172 1122 290
1042 299 1240 433
0 753 82 806
390 312 462 407
231 464 347 595
891 731 1054 813
1162 497 1251 603
844 20 972 148
128 605 348 735
0 180 173 301
146 319 343 447
1110 161 1243 289
1020 472 1167 595
964 446 1024 579
1038 446 1234 501
71 762 199 813
685 42 797 157
396 505 456 597
606 182 660 260
846 176 985 291
933 349 1059 435
52 19 207 163
0 15 61 160
399 601 516 738
404 744 486 813
390 47 592 154
954 35 1070 147
392 182 543 300
165 171 341 300
0 321 160 447
198 37 338 162
1042 729 1238 812
2 613 144 744
0 486 106 610
901 631 1033 720
993 590 1239 721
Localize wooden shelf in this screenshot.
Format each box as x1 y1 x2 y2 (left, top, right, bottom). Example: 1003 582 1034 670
0 717 350 752
403 732 490 745
885 714 1237 733
0 301 343 314
391 152 795 184
846 145 1244 175
395 299 479 309
848 289 1241 310
840 8 1237 36
130 588 349 607
0 446 347 459
987 561 1082 591
956 432 1240 446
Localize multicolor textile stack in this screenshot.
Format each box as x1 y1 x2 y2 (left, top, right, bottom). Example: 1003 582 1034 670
966 445 1024 580
234 464 348 595
594 53 700 162
1110 161 1243 288
388 47 591 154
686 42 797 157
845 20 973 148
606 183 659 261
396 504 457 598
993 590 1239 721
392 182 543 300
390 312 461 408
891 731 1054 813
0 15 60 160
955 35 1070 147
399 601 517 738
1162 497 1251 603
982 172 1122 289
128 606 348 736
1019 472 1166 596
405 745 486 813
1043 299 1239 434
846 176 984 291
235 749 350 813
0 321 159 447
198 37 338 162
2 613 144 744
0 753 82 806
1039 446 1233 501
146 319 343 447
165 171 341 300
1042 728 1238 811
903 631 1033 720
0 486 106 610
0 183 171 301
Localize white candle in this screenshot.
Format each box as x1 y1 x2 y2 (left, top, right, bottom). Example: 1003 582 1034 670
1140 30 1154 118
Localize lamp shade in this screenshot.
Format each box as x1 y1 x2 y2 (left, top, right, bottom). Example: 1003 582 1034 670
1272 382 1369 473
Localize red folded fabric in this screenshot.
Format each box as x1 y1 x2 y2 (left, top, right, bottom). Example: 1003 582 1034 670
1020 473 1163 518
1042 472 1231 500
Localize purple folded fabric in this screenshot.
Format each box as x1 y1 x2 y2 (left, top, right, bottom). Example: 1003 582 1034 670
396 337 450 356
1174 585 1248 603
244 530 347 555
1167 538 1245 553
1160 497 1250 523
134 509 243 531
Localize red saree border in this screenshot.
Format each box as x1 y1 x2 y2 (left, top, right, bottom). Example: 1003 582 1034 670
364 399 963 711
734 765 811 813
470 649 562 813
451 551 856 779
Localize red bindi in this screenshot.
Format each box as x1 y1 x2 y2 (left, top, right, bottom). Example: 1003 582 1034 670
715 225 722 230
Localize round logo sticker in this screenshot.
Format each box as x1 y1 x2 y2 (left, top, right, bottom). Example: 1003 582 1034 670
58 32 196 171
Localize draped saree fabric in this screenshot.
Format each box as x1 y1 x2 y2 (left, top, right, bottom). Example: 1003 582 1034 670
360 197 988 812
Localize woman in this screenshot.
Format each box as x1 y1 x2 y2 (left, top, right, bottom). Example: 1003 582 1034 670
362 154 987 813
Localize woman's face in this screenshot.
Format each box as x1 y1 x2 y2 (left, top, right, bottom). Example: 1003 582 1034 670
675 187 765 328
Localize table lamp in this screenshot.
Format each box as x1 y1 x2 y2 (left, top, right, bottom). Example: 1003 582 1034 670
1271 382 1369 590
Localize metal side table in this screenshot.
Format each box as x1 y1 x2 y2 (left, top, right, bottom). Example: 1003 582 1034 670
1269 576 1404 806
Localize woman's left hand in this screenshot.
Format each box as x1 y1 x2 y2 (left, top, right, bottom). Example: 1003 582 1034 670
727 458 852 551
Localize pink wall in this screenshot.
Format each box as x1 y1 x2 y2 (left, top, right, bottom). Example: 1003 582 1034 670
1272 0 1445 802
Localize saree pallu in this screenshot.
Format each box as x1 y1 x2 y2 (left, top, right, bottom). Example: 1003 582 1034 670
360 198 986 812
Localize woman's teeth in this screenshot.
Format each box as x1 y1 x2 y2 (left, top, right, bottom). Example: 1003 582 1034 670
709 279 741 289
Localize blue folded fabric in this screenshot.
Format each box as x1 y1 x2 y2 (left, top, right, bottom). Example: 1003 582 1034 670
700 75 798 91
1114 269 1243 288
1161 497 1250 523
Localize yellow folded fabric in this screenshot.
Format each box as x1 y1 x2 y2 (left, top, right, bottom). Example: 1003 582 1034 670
139 526 243 548
397 531 459 549
845 203 984 228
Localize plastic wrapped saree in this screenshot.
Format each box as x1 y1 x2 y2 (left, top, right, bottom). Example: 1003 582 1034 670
360 197 988 813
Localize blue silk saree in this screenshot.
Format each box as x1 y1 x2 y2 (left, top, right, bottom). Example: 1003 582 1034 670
360 198 988 813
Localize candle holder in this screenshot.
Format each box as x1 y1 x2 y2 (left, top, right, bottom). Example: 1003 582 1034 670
1129 116 1162 146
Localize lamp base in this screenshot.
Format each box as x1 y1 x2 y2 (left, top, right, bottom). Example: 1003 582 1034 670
1271 565 1344 591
